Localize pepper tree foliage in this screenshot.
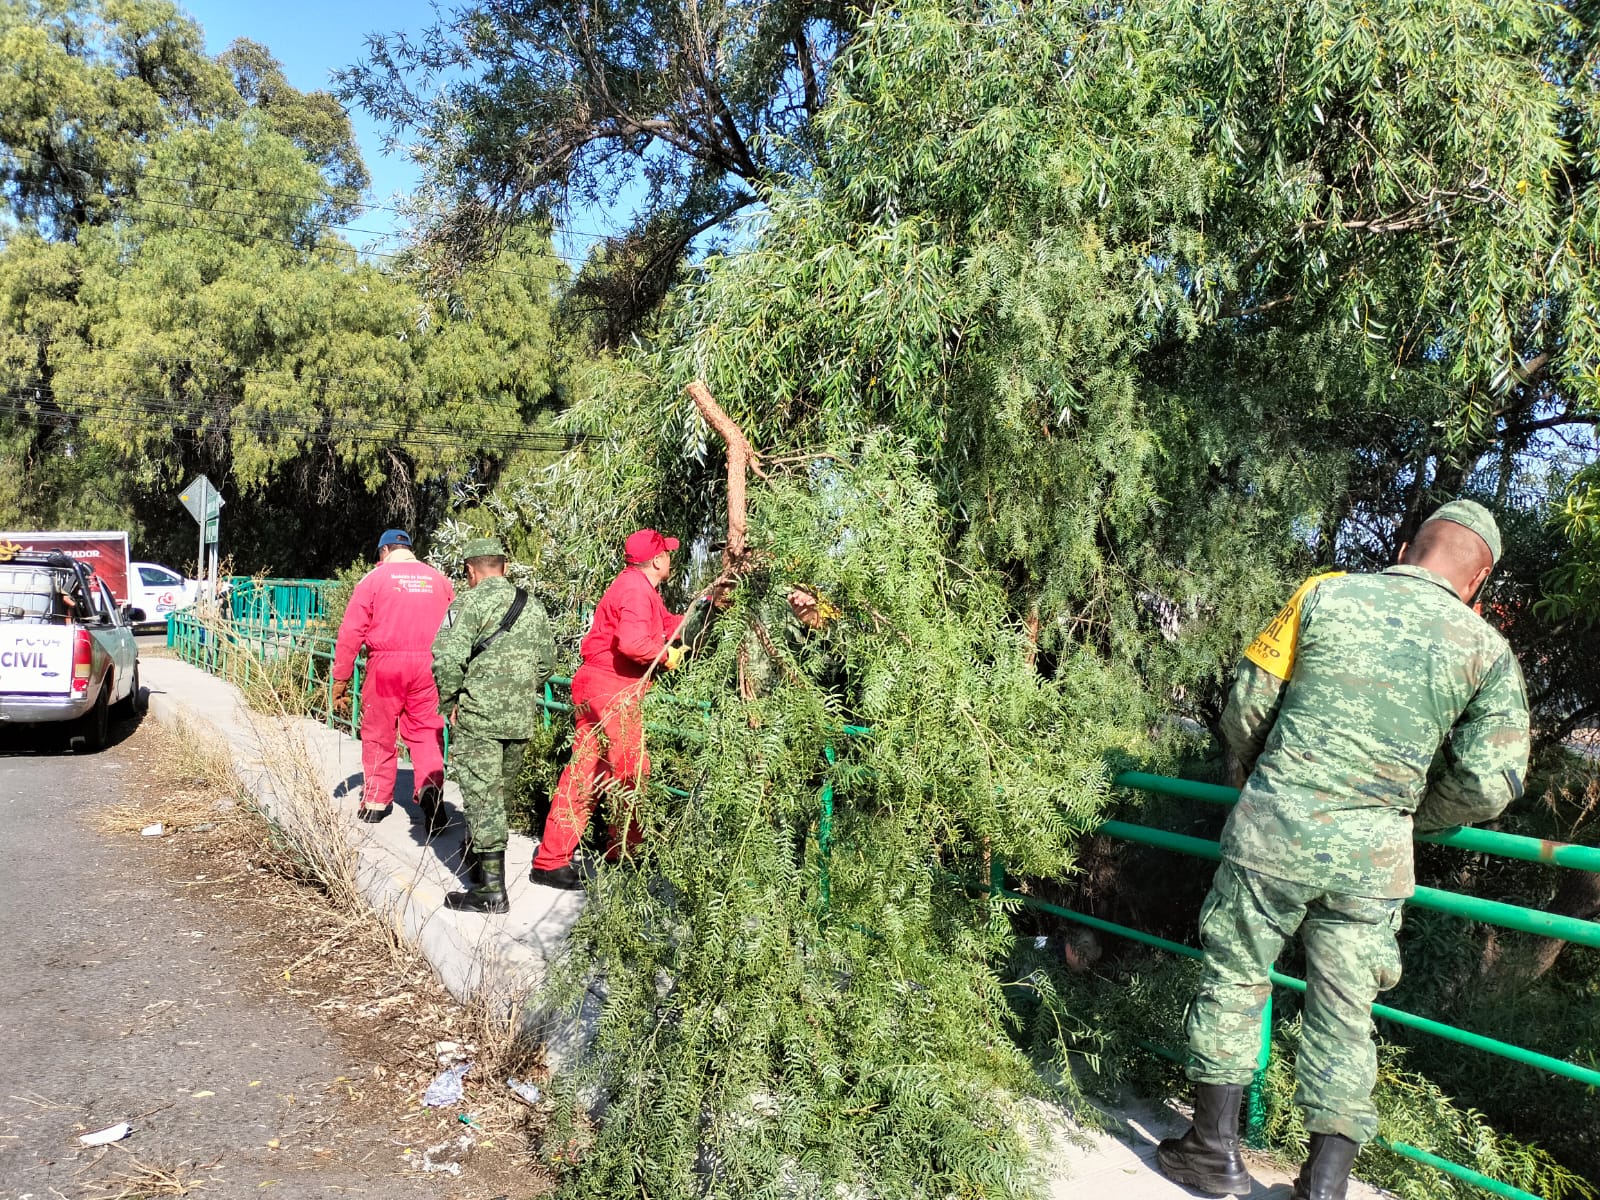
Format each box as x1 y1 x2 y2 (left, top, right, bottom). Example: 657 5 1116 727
0 0 567 573
443 1 1600 1195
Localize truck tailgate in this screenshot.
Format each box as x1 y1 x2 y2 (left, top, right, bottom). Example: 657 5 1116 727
0 626 73 695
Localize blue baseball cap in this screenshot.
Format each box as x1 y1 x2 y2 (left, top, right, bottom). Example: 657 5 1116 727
377 529 412 549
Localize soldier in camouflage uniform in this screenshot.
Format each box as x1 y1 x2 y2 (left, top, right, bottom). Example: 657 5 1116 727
738 586 843 698
431 537 555 914
1158 501 1530 1200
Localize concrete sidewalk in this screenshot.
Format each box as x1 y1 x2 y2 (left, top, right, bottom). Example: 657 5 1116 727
141 656 584 1015
140 655 1385 1200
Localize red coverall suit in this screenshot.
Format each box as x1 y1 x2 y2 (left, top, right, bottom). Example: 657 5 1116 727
531 567 682 869
333 559 455 811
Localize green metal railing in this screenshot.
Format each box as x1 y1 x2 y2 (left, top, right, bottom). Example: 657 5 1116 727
226 576 339 630
168 607 363 734
170 602 710 792
1011 771 1600 1200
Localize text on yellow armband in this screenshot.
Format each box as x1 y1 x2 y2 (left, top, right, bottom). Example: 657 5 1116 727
1243 571 1346 681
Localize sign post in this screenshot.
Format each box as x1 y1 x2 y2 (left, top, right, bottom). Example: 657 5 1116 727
179 475 225 608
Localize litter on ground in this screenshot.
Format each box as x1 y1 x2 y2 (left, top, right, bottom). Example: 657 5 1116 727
423 1061 470 1108
79 1121 132 1147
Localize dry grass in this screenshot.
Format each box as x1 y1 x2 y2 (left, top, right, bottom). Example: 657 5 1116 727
77 1151 213 1198
93 718 248 837
107 714 555 1194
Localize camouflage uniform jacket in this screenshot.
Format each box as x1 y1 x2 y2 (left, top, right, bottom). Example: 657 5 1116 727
1219 564 1531 899
739 600 842 698
432 576 556 741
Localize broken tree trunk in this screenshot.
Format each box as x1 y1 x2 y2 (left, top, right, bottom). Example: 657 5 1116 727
687 380 762 577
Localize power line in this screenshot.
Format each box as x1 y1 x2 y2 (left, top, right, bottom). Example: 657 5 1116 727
35 346 574 419
113 203 594 273
1 152 591 278
6 393 583 449
0 386 589 453
0 403 580 457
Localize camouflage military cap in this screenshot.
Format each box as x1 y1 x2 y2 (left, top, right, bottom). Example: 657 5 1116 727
1422 500 1502 566
461 536 508 560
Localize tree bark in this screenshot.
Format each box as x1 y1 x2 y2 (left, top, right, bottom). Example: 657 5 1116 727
1494 869 1600 985
687 380 761 575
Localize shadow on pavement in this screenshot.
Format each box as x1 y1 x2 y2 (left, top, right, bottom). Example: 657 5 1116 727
0 688 148 758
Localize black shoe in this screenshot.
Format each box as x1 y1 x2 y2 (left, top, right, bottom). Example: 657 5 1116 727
445 850 509 914
1156 1084 1252 1196
416 784 450 838
1292 1133 1359 1200
528 862 586 891
356 804 390 824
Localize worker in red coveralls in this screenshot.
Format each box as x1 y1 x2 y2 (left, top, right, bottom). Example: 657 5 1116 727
528 528 698 890
332 530 456 826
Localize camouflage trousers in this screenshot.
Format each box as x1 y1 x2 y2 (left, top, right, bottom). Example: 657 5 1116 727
1186 859 1404 1144
448 729 526 855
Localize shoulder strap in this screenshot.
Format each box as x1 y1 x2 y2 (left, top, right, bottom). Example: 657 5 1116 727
467 588 528 664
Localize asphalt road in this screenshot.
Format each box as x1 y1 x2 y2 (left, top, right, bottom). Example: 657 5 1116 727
0 716 448 1199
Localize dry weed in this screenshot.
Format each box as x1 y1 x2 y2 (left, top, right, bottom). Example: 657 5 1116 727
132 709 554 1186
93 720 246 837
78 1151 213 1198
242 719 364 915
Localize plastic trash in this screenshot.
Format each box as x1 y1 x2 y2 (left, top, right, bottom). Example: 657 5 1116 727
506 1078 542 1106
79 1122 132 1147
140 823 164 837
422 1061 470 1107
420 1133 473 1175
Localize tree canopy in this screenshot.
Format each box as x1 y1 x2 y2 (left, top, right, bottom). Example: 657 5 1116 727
338 0 868 343
0 0 570 572
440 1 1599 1196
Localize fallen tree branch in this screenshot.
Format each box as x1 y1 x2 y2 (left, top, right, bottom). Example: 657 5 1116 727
687 379 764 576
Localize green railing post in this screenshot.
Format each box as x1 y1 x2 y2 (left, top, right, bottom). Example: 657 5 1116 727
351 659 362 737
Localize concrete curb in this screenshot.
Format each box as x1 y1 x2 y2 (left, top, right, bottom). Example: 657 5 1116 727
141 656 585 1026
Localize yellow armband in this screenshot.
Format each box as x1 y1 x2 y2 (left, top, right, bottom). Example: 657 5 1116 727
1243 571 1345 681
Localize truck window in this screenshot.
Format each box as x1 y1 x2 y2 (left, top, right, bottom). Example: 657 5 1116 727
138 566 179 587
88 579 115 623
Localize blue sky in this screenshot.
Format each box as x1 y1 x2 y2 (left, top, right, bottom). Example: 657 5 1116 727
184 0 430 244
183 0 627 264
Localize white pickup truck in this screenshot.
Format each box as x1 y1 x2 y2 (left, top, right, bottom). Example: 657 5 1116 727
130 560 200 627
0 552 144 750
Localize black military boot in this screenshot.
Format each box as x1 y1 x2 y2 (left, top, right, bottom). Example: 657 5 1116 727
415 783 450 839
444 850 509 914
1292 1133 1359 1200
1156 1084 1252 1196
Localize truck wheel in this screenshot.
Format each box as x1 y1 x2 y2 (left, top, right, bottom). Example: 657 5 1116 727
116 664 144 719
77 683 111 752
